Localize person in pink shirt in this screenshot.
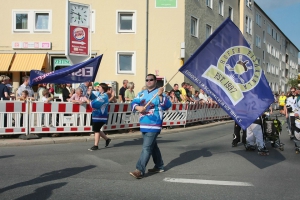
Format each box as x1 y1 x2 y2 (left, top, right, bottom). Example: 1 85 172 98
69 88 88 104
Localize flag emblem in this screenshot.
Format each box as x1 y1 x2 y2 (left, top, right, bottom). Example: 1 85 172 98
202 46 262 105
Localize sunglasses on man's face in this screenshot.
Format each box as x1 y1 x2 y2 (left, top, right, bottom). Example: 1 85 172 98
145 79 154 82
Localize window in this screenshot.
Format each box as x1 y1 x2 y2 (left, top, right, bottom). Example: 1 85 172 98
34 12 49 31
267 23 271 35
279 61 281 71
267 63 270 73
263 50 265 61
117 52 136 74
255 35 261 48
117 11 136 33
249 18 252 35
256 12 261 26
206 24 212 39
246 0 252 8
267 43 271 54
272 30 276 39
245 16 252 35
13 10 52 32
228 7 233 20
219 0 224 16
191 17 198 37
257 57 261 65
15 13 29 30
245 16 249 33
206 0 213 9
13 10 52 33
263 31 265 43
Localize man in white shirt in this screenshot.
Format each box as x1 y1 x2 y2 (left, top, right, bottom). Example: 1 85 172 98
198 89 208 103
17 76 34 98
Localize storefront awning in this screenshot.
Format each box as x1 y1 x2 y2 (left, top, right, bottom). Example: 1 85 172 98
0 54 14 71
10 54 47 72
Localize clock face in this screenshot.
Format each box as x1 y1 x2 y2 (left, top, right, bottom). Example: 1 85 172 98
69 3 89 26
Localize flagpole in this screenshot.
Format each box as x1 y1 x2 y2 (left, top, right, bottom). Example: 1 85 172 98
143 71 180 108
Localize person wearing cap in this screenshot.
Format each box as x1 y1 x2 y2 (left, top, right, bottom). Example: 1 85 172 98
93 82 99 91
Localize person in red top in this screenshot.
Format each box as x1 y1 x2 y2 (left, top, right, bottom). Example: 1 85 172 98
48 83 54 96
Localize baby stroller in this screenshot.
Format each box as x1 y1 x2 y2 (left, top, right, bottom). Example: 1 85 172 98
263 115 284 151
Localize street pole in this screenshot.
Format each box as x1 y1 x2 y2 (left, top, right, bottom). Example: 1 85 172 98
145 0 149 78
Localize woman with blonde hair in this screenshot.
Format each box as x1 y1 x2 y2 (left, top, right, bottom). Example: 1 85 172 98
125 82 135 103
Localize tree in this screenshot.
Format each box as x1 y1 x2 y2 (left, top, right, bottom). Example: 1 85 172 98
287 78 298 88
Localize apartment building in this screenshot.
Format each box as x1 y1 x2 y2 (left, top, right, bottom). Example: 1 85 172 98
252 1 299 93
0 0 240 96
0 0 297 96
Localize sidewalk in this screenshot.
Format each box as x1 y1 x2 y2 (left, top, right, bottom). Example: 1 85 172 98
0 120 234 147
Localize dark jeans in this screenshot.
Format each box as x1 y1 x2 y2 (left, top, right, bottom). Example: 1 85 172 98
233 122 246 144
136 132 164 175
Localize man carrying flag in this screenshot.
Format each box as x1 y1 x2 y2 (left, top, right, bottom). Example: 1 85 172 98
179 18 274 154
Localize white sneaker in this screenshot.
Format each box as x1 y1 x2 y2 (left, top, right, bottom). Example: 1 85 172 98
42 124 46 127
49 124 54 127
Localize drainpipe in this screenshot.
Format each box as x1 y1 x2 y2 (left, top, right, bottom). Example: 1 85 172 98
145 0 149 77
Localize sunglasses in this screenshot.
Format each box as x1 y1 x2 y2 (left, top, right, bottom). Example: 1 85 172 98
145 79 154 82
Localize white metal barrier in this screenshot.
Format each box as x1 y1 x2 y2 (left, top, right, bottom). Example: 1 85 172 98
29 101 93 134
0 102 230 135
0 101 28 135
103 104 140 131
162 103 188 127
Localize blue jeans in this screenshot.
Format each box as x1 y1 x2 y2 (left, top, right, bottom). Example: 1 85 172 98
136 132 164 175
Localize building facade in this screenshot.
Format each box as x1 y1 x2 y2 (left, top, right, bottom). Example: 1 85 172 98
0 0 298 97
252 2 299 93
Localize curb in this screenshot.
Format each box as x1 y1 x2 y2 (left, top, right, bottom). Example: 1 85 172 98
0 120 234 147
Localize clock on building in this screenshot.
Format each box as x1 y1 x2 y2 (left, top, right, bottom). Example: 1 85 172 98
69 3 90 26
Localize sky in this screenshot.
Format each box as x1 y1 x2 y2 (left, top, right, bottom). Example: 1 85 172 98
254 0 300 62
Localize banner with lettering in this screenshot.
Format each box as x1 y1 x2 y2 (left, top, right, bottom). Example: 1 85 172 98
179 18 274 130
29 55 102 86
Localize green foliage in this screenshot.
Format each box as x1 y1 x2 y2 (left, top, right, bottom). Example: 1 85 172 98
287 78 299 87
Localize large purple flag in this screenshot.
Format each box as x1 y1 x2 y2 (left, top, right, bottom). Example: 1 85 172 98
179 18 274 130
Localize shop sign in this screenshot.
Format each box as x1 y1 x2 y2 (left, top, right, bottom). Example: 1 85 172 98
12 42 51 49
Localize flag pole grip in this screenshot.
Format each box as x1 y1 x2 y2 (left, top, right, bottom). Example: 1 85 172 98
143 71 180 108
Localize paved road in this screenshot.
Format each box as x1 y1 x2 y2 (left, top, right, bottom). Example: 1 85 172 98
0 117 299 200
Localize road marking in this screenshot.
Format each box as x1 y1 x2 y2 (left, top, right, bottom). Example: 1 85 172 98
163 178 253 187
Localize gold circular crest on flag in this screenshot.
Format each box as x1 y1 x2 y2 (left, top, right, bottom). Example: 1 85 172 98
217 46 262 92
